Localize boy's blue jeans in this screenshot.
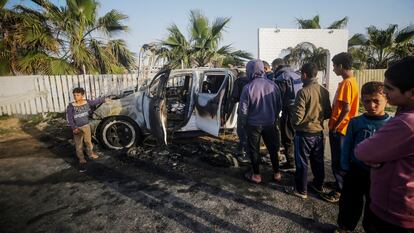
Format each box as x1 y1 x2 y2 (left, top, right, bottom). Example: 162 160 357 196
329 131 345 191
294 132 325 194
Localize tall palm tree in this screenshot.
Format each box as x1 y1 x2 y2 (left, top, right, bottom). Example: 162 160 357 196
348 24 414 68
0 0 136 75
296 15 348 29
158 9 252 68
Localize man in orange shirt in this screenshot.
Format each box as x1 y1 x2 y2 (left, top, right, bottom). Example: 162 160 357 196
321 52 359 203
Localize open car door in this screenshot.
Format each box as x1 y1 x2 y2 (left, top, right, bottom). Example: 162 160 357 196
142 69 170 145
195 70 230 136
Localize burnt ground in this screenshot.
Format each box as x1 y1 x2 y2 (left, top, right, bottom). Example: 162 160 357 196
0 117 364 233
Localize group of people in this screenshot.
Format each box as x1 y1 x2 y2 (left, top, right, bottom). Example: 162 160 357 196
232 53 414 233
66 52 413 232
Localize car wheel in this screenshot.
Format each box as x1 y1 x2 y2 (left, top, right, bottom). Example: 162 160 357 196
99 117 141 150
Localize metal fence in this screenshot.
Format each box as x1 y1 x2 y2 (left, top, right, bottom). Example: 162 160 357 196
354 69 386 92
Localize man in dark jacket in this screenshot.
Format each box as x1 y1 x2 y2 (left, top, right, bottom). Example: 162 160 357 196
285 63 331 199
263 60 274 80
272 58 303 172
240 59 282 184
230 70 250 163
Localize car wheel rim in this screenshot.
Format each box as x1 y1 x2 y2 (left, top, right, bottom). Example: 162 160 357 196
103 120 136 149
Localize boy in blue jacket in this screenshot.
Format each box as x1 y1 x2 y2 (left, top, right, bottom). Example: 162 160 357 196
336 81 391 232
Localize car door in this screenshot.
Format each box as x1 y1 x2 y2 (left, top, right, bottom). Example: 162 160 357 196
142 69 170 145
195 70 230 136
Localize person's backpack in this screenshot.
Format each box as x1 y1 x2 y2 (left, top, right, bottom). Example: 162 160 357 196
274 67 302 109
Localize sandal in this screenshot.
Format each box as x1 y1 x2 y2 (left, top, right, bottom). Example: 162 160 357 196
244 171 262 184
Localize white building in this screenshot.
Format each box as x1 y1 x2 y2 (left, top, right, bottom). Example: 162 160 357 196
258 28 348 98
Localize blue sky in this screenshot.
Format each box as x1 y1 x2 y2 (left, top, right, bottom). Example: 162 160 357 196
7 0 414 57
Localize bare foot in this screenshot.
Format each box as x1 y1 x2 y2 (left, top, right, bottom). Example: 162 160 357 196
88 153 99 160
274 172 282 182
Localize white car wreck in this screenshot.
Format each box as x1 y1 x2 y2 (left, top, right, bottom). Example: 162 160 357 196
90 68 239 150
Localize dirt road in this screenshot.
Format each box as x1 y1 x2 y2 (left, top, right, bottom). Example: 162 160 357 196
0 117 363 233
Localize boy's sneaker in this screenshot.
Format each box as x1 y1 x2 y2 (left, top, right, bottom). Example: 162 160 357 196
236 152 250 164
320 190 341 203
260 154 272 165
78 163 87 173
279 163 296 172
309 183 325 194
285 186 307 199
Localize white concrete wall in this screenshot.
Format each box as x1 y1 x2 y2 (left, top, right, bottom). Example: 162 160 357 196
258 28 348 99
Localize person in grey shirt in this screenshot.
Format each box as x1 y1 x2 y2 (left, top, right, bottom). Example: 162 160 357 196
66 87 107 172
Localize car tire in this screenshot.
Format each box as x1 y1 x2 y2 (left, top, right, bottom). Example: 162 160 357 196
98 117 141 150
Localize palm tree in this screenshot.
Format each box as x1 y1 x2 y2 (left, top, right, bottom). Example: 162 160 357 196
282 42 328 70
296 15 348 29
158 9 252 68
0 0 136 75
348 24 414 68
0 0 7 8
158 24 192 68
1 3 74 75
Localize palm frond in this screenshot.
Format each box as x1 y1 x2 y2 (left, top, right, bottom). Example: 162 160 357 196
0 0 8 9
14 5 45 19
327 16 348 29
89 39 112 73
296 15 321 29
107 39 137 70
96 10 128 36
32 0 63 20
18 51 75 75
348 33 367 47
210 16 230 39
189 9 209 43
216 44 233 55
395 25 414 43
67 0 97 26
0 59 12 75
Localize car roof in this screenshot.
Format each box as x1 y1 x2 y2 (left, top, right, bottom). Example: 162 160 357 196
171 67 232 73
170 68 240 78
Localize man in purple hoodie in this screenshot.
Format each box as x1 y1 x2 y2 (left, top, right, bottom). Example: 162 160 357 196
240 59 282 184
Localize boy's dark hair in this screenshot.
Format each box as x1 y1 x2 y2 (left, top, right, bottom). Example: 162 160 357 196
361 81 385 96
73 87 85 95
384 56 414 93
271 58 285 71
263 61 271 69
300 63 318 78
332 52 353 70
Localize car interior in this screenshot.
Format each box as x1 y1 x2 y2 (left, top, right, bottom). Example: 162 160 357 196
165 74 193 130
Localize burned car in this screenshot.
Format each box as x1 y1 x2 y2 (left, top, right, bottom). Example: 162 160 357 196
90 68 239 149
